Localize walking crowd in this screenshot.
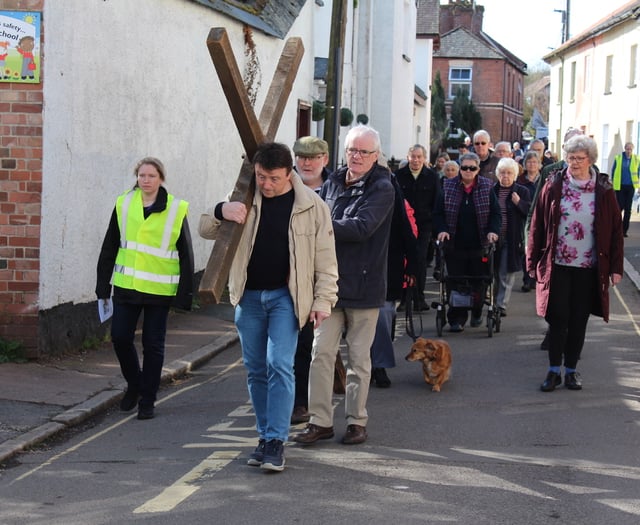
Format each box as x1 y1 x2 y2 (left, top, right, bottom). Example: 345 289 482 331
97 125 636 472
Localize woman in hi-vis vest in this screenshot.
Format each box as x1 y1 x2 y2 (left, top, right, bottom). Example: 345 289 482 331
96 157 194 420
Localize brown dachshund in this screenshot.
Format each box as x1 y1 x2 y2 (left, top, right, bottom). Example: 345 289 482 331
405 338 452 392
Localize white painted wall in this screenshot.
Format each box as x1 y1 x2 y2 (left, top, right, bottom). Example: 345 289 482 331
354 0 416 160
40 0 315 309
546 18 640 169
414 37 434 152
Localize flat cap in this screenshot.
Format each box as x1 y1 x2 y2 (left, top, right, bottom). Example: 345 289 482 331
293 136 329 156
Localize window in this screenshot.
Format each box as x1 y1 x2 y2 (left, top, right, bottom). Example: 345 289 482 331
604 55 613 94
569 61 576 102
630 44 637 87
449 67 472 99
557 66 563 104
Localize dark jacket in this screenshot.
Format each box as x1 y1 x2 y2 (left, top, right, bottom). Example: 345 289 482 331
386 175 418 300
96 186 195 310
320 164 395 308
394 164 440 231
478 154 499 182
492 182 531 272
526 168 623 321
433 175 502 250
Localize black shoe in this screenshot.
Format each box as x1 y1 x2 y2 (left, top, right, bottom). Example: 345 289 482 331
372 368 391 388
623 232 628 238
137 406 155 420
261 439 285 472
415 299 430 311
498 307 507 317
120 389 139 412
470 315 483 327
247 439 266 466
540 371 562 392
521 284 531 292
564 372 583 390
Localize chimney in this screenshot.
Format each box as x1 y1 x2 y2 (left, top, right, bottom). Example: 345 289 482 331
439 1 485 35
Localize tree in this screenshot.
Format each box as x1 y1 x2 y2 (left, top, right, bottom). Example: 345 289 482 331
450 88 482 137
430 71 447 155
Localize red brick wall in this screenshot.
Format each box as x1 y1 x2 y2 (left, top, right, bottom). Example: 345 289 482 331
0 0 44 355
433 57 524 144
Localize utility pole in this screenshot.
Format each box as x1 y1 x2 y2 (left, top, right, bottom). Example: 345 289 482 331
324 0 348 172
555 0 571 44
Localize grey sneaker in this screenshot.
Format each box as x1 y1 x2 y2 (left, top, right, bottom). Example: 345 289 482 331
247 439 265 466
261 439 285 472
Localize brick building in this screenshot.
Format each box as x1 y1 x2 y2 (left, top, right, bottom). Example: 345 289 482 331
432 1 526 144
0 0 43 353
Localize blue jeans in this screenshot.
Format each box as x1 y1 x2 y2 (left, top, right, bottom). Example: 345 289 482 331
235 287 299 442
111 302 169 408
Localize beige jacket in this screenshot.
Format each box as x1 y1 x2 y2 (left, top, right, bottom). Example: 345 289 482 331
198 172 338 329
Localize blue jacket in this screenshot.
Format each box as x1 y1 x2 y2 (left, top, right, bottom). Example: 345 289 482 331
320 164 395 308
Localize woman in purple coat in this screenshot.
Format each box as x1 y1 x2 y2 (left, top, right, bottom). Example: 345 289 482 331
527 135 623 392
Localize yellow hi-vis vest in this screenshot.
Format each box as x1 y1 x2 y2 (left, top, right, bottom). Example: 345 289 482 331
113 188 188 296
612 153 639 190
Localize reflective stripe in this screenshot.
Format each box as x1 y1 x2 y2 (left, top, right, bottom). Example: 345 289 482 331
120 240 179 260
119 190 135 244
115 264 181 285
161 198 181 250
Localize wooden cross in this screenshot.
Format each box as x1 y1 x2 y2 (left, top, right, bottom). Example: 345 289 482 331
198 27 304 303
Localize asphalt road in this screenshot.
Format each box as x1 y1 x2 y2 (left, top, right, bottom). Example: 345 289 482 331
1 274 639 525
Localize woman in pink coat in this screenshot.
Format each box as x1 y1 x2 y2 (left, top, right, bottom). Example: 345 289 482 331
527 135 623 392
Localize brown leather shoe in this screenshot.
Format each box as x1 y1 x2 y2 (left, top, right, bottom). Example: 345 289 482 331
342 424 367 445
291 405 310 424
293 423 334 444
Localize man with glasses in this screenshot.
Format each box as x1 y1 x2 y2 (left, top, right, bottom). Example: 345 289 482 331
473 129 499 182
289 136 335 425
525 139 554 169
294 125 394 446
395 144 440 311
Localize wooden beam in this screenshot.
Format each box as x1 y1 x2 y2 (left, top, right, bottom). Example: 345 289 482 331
258 37 305 140
206 27 265 158
199 29 304 303
198 159 255 303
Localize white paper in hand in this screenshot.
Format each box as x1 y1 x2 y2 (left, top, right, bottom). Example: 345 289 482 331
98 298 113 323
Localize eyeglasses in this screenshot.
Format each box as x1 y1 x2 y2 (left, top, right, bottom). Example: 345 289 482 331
346 148 376 158
567 155 589 163
460 165 479 172
474 141 487 146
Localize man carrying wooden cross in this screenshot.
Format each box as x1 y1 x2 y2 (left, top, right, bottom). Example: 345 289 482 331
198 142 338 472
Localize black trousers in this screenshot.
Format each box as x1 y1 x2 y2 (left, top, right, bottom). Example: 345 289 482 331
111 302 169 408
616 185 635 235
544 264 596 369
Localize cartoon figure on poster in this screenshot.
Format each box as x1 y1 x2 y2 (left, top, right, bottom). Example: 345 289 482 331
0 42 9 79
16 36 35 79
0 11 41 83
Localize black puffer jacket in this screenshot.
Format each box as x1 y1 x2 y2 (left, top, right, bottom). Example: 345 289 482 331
320 164 394 308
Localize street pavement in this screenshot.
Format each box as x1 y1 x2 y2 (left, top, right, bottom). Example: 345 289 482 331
0 216 639 467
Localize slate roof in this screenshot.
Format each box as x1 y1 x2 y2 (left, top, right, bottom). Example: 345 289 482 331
188 0 307 39
434 26 527 73
416 0 440 35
